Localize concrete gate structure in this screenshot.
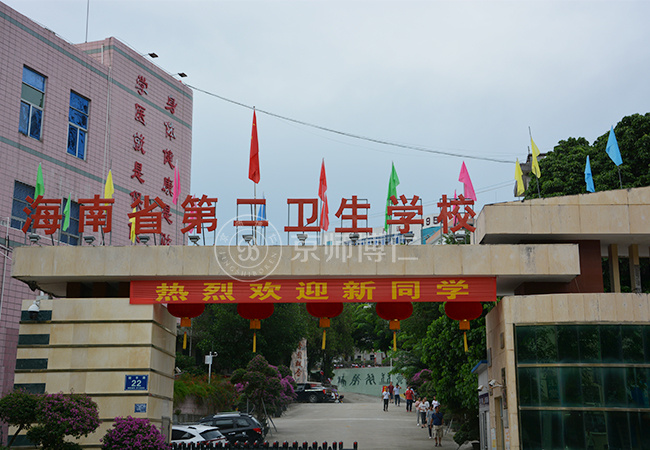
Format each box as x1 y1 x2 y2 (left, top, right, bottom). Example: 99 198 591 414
10 186 650 448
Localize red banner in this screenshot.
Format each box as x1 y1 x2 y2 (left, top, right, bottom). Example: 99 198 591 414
130 277 496 305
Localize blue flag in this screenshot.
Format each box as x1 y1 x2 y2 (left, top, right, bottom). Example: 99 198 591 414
605 126 623 166
257 196 266 221
584 156 595 193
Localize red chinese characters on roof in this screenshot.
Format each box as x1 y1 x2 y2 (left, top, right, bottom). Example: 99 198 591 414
128 196 167 235
22 196 62 235
79 194 114 233
386 195 424 234
181 195 218 234
437 194 476 234
284 199 319 233
334 196 371 233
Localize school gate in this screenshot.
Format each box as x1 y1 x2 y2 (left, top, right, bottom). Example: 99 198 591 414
14 187 646 448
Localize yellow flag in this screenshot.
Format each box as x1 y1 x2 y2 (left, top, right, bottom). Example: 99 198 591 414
530 138 541 178
129 207 136 243
515 159 525 196
104 170 115 199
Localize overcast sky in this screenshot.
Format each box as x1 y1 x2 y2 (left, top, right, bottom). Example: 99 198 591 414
6 0 650 242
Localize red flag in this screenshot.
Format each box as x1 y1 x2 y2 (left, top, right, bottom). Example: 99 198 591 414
318 159 329 230
318 159 327 201
248 111 260 183
320 197 329 231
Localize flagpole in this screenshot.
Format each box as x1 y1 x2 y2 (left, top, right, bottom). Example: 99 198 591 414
618 167 623 189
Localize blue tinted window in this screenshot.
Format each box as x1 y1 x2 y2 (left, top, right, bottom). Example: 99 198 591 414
11 181 35 230
70 92 88 114
19 102 29 135
20 68 45 140
22 67 45 91
29 108 42 140
67 91 89 159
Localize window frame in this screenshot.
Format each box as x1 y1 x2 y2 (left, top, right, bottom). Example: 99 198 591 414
19 67 46 140
67 91 90 160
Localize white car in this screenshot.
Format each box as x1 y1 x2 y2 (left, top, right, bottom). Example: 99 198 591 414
171 424 228 445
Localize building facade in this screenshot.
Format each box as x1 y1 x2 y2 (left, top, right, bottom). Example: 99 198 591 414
0 1 192 400
477 187 650 449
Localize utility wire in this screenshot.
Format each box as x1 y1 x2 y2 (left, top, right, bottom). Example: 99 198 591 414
187 84 514 164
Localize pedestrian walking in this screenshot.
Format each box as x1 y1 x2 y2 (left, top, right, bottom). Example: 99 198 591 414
426 404 435 439
414 398 421 425
388 381 394 402
418 397 429 428
405 386 414 412
382 387 390 412
393 384 401 406
432 405 445 447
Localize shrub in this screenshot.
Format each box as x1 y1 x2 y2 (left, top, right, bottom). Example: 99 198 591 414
231 355 296 424
26 392 100 450
101 416 169 450
173 373 238 412
0 389 41 448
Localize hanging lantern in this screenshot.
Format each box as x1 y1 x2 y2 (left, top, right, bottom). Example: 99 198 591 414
306 303 344 350
237 303 274 353
376 302 413 351
444 302 483 352
167 304 206 349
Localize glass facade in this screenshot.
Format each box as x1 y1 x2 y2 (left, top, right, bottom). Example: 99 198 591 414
516 324 650 449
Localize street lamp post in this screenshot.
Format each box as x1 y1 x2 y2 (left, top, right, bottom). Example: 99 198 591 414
205 352 218 384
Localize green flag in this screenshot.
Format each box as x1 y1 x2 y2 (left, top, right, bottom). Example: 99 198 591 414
384 162 400 232
63 194 71 231
35 163 44 197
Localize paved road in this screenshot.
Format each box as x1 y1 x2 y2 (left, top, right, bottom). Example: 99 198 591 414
265 393 476 450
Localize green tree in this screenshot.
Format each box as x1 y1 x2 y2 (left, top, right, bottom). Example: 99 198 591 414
417 302 491 445
305 303 355 378
391 302 443 381
0 389 40 448
192 303 308 372
526 113 650 198
349 303 392 354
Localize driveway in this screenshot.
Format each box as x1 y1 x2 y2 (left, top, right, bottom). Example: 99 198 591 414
265 393 477 450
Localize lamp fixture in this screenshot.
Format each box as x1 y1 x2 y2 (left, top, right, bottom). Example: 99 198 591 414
139 235 150 245
83 235 96 246
349 233 359 245
188 235 200 246
403 231 414 244
28 234 40 245
175 72 188 78
242 234 253 245
296 233 308 246
147 52 159 58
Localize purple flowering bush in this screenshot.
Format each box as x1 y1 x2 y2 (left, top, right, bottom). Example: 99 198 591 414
101 416 169 450
231 355 296 424
26 392 100 450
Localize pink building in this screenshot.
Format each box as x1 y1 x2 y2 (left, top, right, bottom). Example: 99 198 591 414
0 1 192 402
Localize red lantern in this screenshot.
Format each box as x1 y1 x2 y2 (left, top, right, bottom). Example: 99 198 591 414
237 303 274 353
376 302 413 351
306 303 344 350
167 303 205 349
444 302 483 352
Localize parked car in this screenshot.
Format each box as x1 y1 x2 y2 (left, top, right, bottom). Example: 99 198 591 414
199 412 265 443
295 382 335 403
171 424 228 445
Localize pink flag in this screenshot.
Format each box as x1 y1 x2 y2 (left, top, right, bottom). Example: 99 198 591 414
458 162 476 201
173 165 180 205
